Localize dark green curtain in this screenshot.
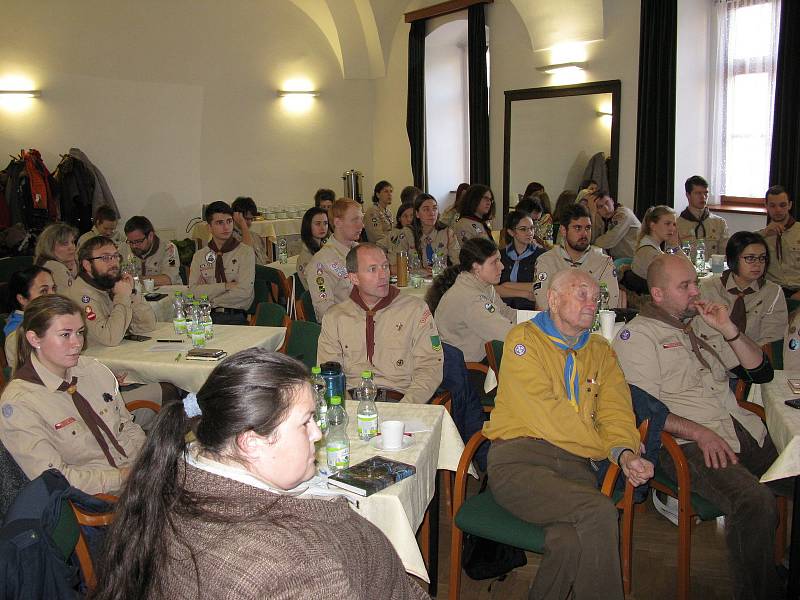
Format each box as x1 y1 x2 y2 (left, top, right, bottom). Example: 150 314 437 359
769 0 800 215
406 20 426 190
467 4 490 186
633 0 677 218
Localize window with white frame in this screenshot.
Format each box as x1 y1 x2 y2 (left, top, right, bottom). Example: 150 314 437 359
710 0 781 200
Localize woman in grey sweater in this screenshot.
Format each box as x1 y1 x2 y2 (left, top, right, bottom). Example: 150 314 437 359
92 348 428 600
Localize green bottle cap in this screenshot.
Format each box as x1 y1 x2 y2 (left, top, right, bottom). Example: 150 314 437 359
330 395 342 405
311 366 321 374
361 370 373 379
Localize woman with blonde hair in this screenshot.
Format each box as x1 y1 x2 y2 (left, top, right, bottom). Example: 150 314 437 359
34 222 80 292
631 205 680 279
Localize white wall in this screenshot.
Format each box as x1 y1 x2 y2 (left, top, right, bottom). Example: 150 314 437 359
0 1 375 233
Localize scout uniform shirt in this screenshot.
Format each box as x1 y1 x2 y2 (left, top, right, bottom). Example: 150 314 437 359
677 209 730 256
759 221 800 291
631 235 663 279
483 321 639 460
613 314 766 452
363 204 393 245
66 273 156 347
41 259 76 293
592 206 641 260
309 236 357 319
533 245 620 309
388 226 460 268
233 226 268 266
317 292 443 404
296 243 318 291
0 354 145 494
188 243 255 311
434 271 517 362
138 235 182 284
699 272 787 346
449 215 492 245
77 226 131 261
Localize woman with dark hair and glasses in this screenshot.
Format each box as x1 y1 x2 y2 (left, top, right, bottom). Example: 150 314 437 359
91 349 427 600
449 184 495 244
297 207 329 290
496 210 546 310
700 231 787 346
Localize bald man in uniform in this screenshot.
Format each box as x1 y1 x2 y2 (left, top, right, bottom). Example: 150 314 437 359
614 253 784 600
317 243 443 403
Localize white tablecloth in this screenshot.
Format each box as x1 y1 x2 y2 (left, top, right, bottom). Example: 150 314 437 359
316 401 472 582
146 284 188 322
267 255 298 277
754 371 800 482
84 323 286 392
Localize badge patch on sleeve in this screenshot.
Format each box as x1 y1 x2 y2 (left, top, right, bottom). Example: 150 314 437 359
2 404 12 418
430 335 442 351
790 338 799 351
513 343 526 356
619 328 631 341
537 272 548 281
54 417 76 430
484 302 496 313
81 295 91 304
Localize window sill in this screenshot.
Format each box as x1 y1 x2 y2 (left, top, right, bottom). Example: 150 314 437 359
708 203 766 216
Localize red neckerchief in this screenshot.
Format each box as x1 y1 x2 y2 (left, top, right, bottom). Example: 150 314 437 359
462 214 493 238
773 217 796 263
207 237 241 282
348 286 401 364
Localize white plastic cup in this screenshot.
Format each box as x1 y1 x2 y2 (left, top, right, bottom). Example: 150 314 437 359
599 310 616 341
143 278 155 293
380 420 405 449
711 254 725 274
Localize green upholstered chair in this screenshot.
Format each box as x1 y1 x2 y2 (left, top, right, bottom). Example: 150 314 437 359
253 302 289 328
281 319 321 369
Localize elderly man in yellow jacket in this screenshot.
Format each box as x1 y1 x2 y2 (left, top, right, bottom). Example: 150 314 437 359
483 268 653 600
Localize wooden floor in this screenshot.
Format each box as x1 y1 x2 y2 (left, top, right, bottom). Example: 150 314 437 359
417 476 788 600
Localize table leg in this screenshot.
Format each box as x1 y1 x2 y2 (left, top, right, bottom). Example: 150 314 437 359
429 472 440 597
789 476 800 600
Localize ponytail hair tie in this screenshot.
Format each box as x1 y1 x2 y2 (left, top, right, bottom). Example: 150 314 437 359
183 393 202 418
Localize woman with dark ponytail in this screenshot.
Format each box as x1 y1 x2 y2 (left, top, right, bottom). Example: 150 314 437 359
426 238 517 362
92 348 427 600
389 194 460 271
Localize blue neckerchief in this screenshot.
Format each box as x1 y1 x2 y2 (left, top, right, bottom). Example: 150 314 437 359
3 310 23 337
505 243 536 282
531 310 590 411
425 241 434 264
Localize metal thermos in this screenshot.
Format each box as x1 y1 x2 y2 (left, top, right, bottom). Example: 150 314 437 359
342 169 364 204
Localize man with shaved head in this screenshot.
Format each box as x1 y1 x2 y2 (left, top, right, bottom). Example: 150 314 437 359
483 268 652 599
614 253 783 600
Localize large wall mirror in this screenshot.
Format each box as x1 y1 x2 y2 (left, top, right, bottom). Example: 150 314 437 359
502 80 621 217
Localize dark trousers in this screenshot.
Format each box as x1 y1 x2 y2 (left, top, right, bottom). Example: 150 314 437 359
488 438 623 600
658 419 782 600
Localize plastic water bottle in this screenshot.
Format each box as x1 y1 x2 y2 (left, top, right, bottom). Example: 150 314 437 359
599 282 610 311
356 371 379 441
184 293 195 329
173 291 187 334
326 396 349 472
695 239 707 275
199 294 213 339
278 238 288 264
311 366 327 434
189 301 206 348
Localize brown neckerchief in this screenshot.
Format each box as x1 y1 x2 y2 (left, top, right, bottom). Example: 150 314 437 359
720 269 763 333
773 216 796 263
349 286 401 364
639 302 724 370
137 235 160 277
679 207 710 240
14 359 127 468
207 237 241 283
462 215 493 238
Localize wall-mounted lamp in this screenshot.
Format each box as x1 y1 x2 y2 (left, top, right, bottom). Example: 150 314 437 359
276 90 319 98
536 62 586 75
596 110 612 117
0 89 41 98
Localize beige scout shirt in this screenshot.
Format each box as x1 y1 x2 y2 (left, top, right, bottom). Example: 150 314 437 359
309 236 357 319
77 226 131 260
700 274 787 346
66 274 156 347
435 271 517 362
533 245 620 309
139 236 182 284
759 222 800 290
677 211 730 256
296 243 316 291
449 216 492 245
363 204 393 245
188 243 255 311
0 354 145 494
631 235 662 279
42 259 76 294
233 226 268 266
613 315 766 452
388 226 460 268
592 206 641 260
317 292 444 404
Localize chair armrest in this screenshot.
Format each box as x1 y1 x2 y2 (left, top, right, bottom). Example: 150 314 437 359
737 400 766 421
70 499 116 527
452 431 486 517
600 419 650 498
430 390 452 414
659 431 693 507
465 362 489 375
125 400 161 414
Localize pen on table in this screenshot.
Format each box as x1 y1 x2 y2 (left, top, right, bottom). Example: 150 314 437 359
157 339 184 343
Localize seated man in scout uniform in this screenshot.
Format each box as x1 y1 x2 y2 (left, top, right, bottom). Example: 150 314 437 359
533 204 620 309
614 253 786 600
484 269 653 600
317 243 443 403
310 198 364 319
589 192 641 260
66 235 176 418
77 204 130 260
124 216 182 285
188 201 255 325
676 175 729 256
231 196 268 265
759 185 800 298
